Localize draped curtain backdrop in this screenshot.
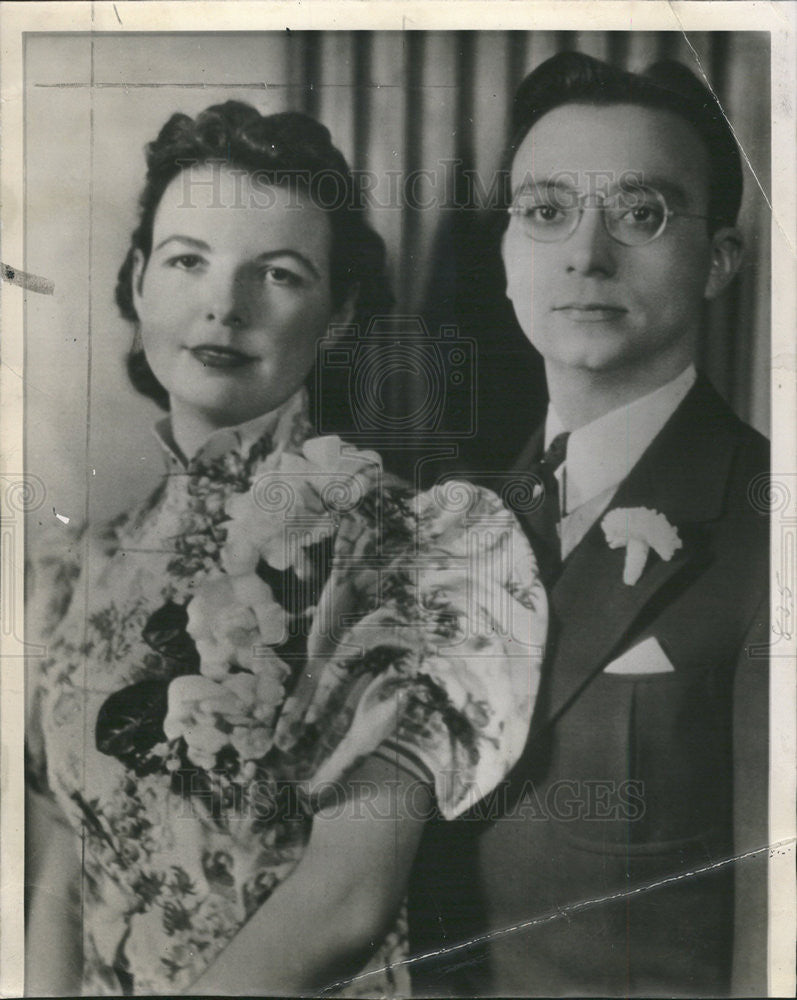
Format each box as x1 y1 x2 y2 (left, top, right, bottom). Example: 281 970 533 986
24 31 770 519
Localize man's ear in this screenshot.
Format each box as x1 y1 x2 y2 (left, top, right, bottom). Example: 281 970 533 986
131 249 147 314
704 226 743 301
329 284 359 332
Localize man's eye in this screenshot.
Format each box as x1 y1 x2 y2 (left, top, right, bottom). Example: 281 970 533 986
167 254 205 270
263 266 301 287
513 200 564 222
612 189 666 227
624 204 665 226
530 204 563 223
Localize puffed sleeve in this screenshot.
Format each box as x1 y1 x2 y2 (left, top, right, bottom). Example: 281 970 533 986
275 479 547 820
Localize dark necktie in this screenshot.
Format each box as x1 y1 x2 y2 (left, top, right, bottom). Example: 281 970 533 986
526 431 570 582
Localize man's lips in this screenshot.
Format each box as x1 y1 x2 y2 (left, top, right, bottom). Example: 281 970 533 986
187 345 258 369
553 304 627 321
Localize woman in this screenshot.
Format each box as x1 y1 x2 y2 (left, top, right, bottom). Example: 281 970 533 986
25 102 547 996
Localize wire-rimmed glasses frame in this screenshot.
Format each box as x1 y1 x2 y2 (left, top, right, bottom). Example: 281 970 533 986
506 185 712 248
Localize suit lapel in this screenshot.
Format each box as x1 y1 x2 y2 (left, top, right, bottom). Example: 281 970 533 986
530 377 741 727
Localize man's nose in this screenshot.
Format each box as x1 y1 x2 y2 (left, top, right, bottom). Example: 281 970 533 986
203 267 249 329
564 207 618 277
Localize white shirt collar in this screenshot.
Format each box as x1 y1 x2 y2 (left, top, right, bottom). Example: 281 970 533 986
545 365 697 514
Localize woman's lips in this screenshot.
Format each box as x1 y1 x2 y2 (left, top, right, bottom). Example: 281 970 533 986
188 345 257 369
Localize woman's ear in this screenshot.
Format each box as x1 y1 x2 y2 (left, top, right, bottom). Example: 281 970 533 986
131 249 147 314
704 227 743 301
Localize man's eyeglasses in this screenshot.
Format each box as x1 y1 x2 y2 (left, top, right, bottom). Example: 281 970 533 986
507 186 711 247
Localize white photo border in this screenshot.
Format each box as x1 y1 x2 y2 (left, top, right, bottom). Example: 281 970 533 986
1 3 794 997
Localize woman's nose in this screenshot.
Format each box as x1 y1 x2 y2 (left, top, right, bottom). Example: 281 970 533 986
564 206 618 277
203 269 249 329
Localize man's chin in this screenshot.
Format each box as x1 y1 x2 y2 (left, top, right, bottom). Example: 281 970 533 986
533 342 634 376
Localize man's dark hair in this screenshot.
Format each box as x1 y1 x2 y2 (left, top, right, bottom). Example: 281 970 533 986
506 51 743 235
117 101 393 410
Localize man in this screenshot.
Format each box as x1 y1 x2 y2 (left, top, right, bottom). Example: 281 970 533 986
409 52 769 998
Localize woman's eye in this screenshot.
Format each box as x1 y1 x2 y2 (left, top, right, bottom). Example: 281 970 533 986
167 254 205 271
263 266 301 287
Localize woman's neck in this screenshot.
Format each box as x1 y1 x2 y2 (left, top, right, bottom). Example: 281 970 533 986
168 401 229 462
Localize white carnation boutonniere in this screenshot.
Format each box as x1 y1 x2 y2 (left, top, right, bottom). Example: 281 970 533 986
601 507 682 586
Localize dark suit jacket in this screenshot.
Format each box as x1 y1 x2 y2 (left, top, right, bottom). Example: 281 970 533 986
408 376 769 998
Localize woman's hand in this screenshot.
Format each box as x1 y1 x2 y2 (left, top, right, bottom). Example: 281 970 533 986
25 789 83 996
187 754 432 995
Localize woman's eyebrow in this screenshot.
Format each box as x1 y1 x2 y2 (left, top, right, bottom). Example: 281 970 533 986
153 235 211 253
151 238 321 278
255 250 321 279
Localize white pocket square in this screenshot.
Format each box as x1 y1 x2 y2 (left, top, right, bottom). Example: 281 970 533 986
603 637 675 675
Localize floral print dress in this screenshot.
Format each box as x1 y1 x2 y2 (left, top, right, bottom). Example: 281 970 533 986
27 388 547 996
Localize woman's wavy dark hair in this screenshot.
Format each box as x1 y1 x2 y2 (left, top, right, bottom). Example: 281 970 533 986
117 101 394 410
